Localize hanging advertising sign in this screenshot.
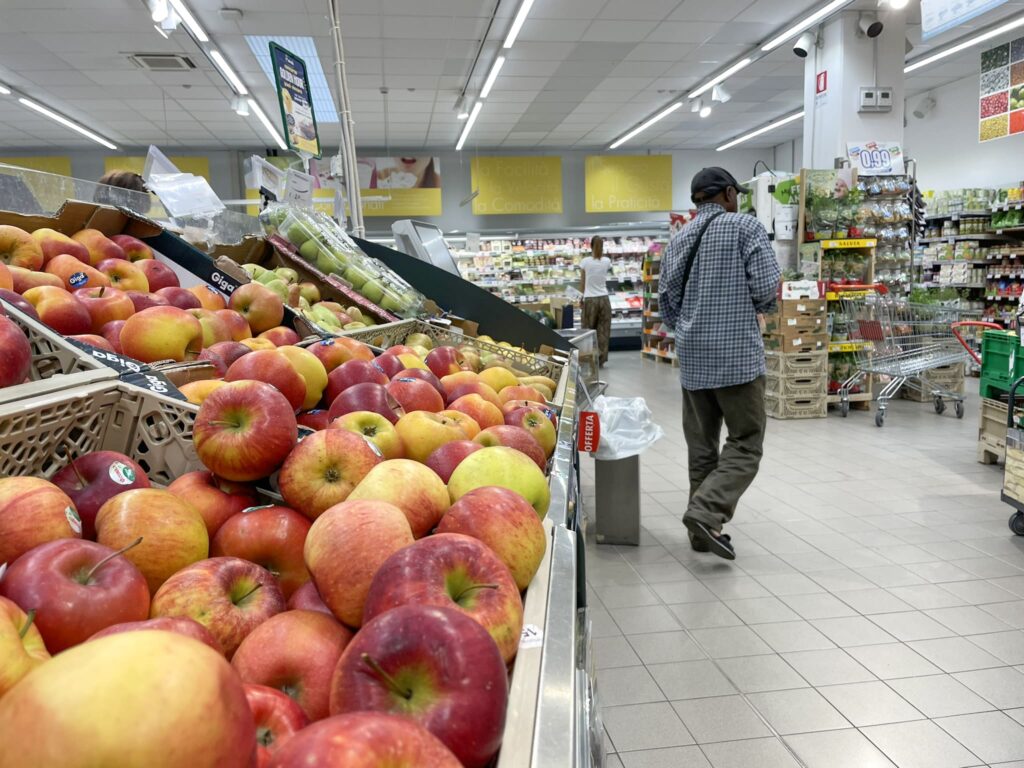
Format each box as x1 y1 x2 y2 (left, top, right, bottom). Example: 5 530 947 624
270 42 321 158
585 156 672 213
470 157 563 215
358 157 442 217
922 0 1009 40
846 141 906 175
979 36 1024 143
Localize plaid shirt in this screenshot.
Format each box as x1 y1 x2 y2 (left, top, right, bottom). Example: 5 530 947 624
660 203 780 390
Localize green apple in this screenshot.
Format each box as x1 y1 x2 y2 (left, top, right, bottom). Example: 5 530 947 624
285 223 310 247
310 305 341 329
275 267 299 285
298 282 321 304
360 279 385 304
406 333 433 350
343 321 367 330
242 263 266 281
255 269 279 286
380 293 404 313
315 251 340 275
263 279 289 301
298 239 320 263
298 296 311 310
343 264 371 289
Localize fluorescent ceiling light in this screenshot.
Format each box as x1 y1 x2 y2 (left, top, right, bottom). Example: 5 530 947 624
457 108 471 120
480 56 505 99
716 110 804 152
153 23 170 39
905 13 1024 73
761 0 851 52
887 0 909 7
150 0 168 23
247 99 287 150
210 50 248 95
246 36 339 123
167 0 208 42
609 101 682 150
0 84 10 96
18 97 117 150
688 57 752 99
456 101 484 151
504 0 536 48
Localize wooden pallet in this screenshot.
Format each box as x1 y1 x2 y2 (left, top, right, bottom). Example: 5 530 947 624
642 350 679 367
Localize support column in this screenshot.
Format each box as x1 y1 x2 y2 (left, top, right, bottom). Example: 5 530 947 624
802 10 907 168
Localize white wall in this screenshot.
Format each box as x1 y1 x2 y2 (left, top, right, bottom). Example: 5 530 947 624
906 74 1024 191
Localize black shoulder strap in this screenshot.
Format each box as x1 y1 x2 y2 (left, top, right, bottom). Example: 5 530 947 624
679 211 724 295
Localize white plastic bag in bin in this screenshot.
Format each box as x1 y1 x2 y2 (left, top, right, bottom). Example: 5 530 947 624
591 395 664 460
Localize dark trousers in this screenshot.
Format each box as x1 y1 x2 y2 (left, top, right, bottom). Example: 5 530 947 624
681 376 766 531
582 296 612 365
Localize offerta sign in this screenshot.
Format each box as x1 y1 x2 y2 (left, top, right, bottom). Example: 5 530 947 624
470 157 563 215
585 155 672 213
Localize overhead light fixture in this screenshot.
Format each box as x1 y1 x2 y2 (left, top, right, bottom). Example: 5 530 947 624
608 101 682 150
503 0 536 48
886 0 909 8
716 110 804 152
246 98 287 150
456 101 484 150
905 13 1024 73
231 95 250 116
0 84 10 96
712 84 731 103
210 49 248 95
457 108 471 120
17 97 118 150
761 0 852 52
150 0 169 23
691 98 703 113
699 105 712 118
687 57 752 99
167 0 208 42
153 24 170 38
480 55 505 99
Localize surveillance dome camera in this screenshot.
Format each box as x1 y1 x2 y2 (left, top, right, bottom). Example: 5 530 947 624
858 13 883 38
793 31 816 58
913 95 936 120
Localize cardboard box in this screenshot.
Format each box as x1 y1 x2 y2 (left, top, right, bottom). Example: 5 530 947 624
780 280 825 299
764 330 828 353
779 298 827 317
763 314 826 334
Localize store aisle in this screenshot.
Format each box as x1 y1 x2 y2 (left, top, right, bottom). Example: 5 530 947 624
581 352 1024 768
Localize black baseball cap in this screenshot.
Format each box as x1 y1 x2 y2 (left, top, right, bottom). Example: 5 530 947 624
691 167 749 201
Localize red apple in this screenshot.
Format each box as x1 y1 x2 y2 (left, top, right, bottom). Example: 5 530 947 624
150 556 286 658
23 285 92 335
499 384 545 405
363 533 523 663
303 499 414 627
0 595 50 697
325 359 388 405
308 337 368 373
124 289 168 313
215 309 252 342
137 260 181 292
0 630 258 767
30 227 90 265
437 486 547 590
0 288 40 320
233 610 353 721
386 376 444 414
504 405 557 457
391 366 443 398
425 346 466 378
425 440 483 484
278 429 382 521
166 470 258 537
0 314 32 388
0 477 81 566
95 488 208 593
71 228 125 265
100 319 126 353
0 224 44 269
448 393 504 429
0 538 150 653
225 349 306 412
72 286 134 334
327 382 404 424
230 282 284 334
504 399 559 426
68 333 115 352
329 605 508 768
189 285 227 311
278 346 329 410
297 409 331 431
212 505 311 598
9 265 63 293
245 683 310 765
373 353 406 379
88 616 222 653
331 411 404 460
198 339 251 377
119 305 203 363
266 712 461 768
51 451 151 540
259 326 301 347
194 381 299 482
393 411 467 464
474 425 546 469
348 459 449 539
155 285 202 310
287 582 331 615
385 344 417 357
188 308 232 348
110 234 153 262
446 382 502 409
97 257 149 292
439 409 481 439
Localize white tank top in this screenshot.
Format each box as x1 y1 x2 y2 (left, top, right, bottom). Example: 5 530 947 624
580 256 611 298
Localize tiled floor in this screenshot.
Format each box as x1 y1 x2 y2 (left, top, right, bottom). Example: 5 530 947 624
580 352 1024 768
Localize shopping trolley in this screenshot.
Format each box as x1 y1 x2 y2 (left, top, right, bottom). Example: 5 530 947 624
1002 376 1024 536
836 287 999 427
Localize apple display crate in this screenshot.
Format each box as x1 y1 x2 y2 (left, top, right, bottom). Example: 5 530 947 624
0 379 200 485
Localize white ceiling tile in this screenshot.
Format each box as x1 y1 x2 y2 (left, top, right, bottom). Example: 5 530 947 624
645 21 724 44
669 0 755 21
582 20 659 43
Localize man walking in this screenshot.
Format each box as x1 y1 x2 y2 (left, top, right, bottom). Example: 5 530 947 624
660 168 781 560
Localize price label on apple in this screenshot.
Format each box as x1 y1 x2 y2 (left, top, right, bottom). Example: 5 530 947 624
520 623 543 649
0 562 6 582
64 506 82 535
108 462 137 485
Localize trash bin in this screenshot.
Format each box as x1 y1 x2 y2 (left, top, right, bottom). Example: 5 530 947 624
588 395 664 546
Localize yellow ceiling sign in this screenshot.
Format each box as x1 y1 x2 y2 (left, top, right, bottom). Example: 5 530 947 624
105 156 211 181
470 157 563 215
585 155 673 213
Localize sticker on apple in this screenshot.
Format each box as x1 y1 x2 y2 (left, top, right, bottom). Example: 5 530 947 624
108 461 137 485
520 623 543 649
0 562 6 582
69 272 88 288
242 504 276 514
64 506 82 535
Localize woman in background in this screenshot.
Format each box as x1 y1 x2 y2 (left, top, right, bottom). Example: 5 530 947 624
580 235 612 367
94 170 150 215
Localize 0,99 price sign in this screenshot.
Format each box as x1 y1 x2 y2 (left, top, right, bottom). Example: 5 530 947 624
847 142 905 176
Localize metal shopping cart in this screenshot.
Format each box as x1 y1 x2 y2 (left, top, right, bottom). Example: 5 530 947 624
836 288 999 427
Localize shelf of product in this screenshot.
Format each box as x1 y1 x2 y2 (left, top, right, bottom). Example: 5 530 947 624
640 242 676 364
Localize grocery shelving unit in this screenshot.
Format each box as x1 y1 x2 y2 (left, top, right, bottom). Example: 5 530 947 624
640 245 676 365
821 239 877 409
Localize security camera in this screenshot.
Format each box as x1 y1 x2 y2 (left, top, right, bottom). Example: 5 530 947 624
858 13 883 38
793 31 816 58
913 95 936 119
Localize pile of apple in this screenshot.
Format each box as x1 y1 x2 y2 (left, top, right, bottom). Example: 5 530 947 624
0 332 561 766
241 262 377 332
0 222 323 373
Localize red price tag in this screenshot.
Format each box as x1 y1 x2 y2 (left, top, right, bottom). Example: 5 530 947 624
577 411 601 453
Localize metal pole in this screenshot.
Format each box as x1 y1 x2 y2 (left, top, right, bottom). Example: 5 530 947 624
328 0 365 237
